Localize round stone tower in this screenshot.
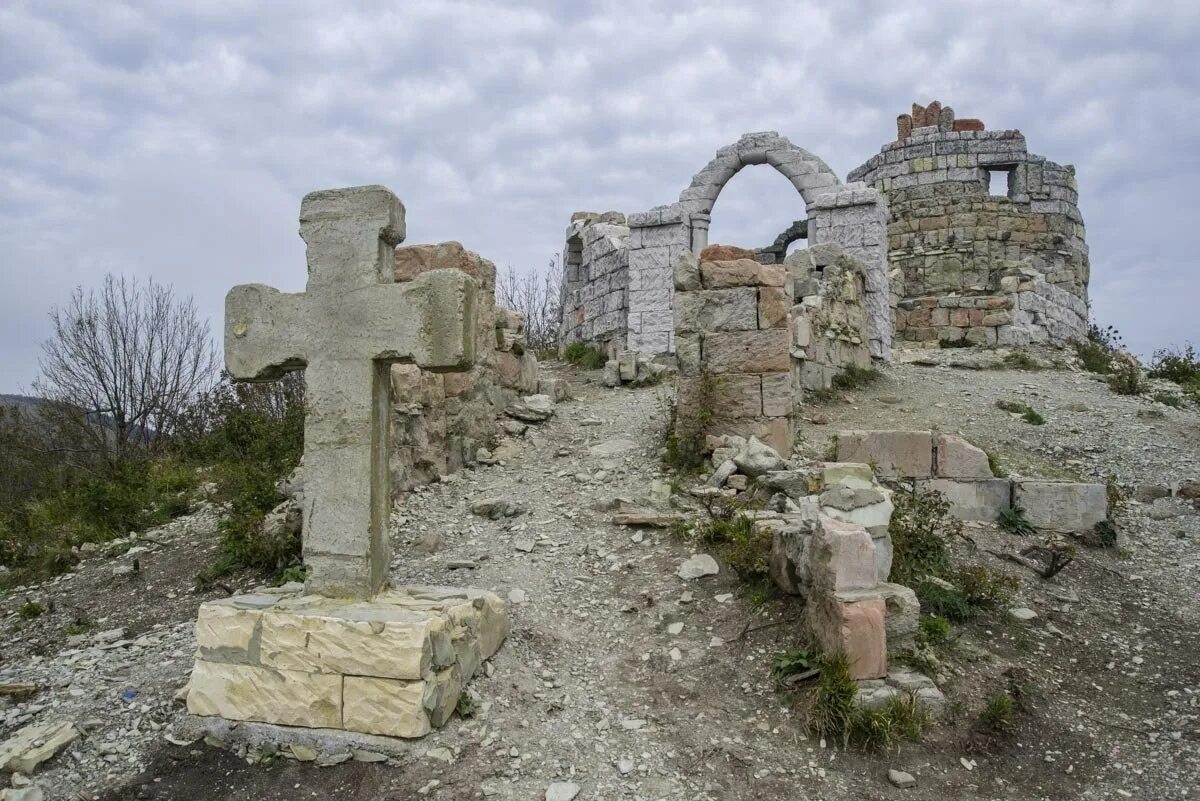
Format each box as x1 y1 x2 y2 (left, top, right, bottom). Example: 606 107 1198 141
849 101 1089 348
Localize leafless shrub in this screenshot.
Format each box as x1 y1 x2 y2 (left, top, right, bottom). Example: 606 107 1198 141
34 274 218 462
495 256 562 354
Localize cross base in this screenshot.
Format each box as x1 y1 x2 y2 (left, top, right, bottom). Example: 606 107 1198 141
186 585 508 738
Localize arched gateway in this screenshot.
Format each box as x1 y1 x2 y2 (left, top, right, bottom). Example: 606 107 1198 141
559 132 893 361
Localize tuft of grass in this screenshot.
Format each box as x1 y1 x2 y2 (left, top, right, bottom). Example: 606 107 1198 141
1107 356 1145 396
18 600 45 619
916 580 974 622
562 341 608 369
805 653 927 750
831 365 881 390
968 690 1017 753
918 614 951 646
455 692 478 718
955 565 1018 609
1020 407 1046 425
939 337 973 348
995 399 1026 413
1003 352 1042 370
985 450 1008 478
677 497 772 586
998 505 1036 536
1074 320 1124 374
1092 520 1119 548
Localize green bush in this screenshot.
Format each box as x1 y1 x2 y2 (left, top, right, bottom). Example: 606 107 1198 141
918 614 951 646
1107 356 1145 396
887 487 961 586
678 498 772 586
954 565 1017 609
1074 321 1123 374
562 341 608 369
1002 352 1041 370
915 580 974 622
995 400 1044 424
1148 343 1200 387
771 647 818 681
177 374 305 581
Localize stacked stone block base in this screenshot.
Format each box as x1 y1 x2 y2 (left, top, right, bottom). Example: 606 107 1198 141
187 586 507 739
837 429 1109 530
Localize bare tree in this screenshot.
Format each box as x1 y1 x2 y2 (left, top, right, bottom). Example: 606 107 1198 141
35 274 218 462
495 256 563 353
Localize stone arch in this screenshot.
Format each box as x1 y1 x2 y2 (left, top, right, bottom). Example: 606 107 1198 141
676 131 842 217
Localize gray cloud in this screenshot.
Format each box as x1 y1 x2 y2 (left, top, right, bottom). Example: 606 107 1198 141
2 0 1198 391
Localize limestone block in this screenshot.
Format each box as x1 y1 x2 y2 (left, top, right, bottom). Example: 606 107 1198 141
399 586 509 661
194 600 263 664
807 591 888 680
0 720 80 775
699 244 755 260
819 486 894 534
342 675 433 738
257 607 451 680
428 665 464 728
1013 481 1107 531
767 507 820 595
673 288 758 333
678 373 761 419
394 241 494 290
702 330 790 374
760 373 793 417
495 351 521 390
673 250 700 291
821 462 875 490
934 434 992 478
835 430 933 478
538 377 571 402
700 259 787 289
758 286 790 329
808 515 879 592
877 582 919 650
187 661 342 729
722 417 792 456
917 478 1012 522
618 351 638 381
675 333 701 375
518 352 540 394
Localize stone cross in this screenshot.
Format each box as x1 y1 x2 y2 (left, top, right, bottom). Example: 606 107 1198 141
225 186 477 598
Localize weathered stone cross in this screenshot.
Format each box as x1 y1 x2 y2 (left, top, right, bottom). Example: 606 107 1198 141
225 186 477 598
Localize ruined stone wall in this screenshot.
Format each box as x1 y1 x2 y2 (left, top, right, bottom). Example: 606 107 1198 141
390 242 536 489
672 249 793 454
558 132 893 360
848 102 1089 347
787 244 874 392
558 212 631 355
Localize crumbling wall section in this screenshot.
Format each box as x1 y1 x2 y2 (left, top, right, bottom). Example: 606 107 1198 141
672 250 793 454
849 102 1089 347
558 212 630 355
390 242 536 488
786 244 874 392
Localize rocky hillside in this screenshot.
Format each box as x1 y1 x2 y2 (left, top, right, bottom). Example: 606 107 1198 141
1 353 1197 801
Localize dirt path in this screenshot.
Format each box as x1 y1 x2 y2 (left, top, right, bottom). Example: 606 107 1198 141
3 358 1198 800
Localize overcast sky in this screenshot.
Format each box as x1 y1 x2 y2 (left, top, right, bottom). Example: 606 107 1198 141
2 1 1198 393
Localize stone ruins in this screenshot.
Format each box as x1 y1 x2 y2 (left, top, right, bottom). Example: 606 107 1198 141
560 101 1090 358
190 187 509 737
183 101 1109 748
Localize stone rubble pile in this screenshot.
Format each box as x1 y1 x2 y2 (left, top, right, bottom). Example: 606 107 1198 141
187 585 508 739
601 350 673 388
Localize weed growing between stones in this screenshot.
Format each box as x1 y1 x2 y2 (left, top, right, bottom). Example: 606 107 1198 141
831 365 882 390
803 652 927 751
771 646 818 683
890 487 1016 622
998 505 1036 536
938 337 974 348
917 614 951 646
677 496 772 586
967 690 1017 753
985 449 1008 478
1107 355 1145 396
664 371 724 473
994 399 1045 424
17 599 44 619
562 341 607 370
1149 343 1200 397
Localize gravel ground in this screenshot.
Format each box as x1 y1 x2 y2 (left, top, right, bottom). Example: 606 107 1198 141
1 354 1197 801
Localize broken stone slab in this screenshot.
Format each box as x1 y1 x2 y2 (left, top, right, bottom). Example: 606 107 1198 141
933 434 993 479
673 250 700 291
0 719 79 774
708 459 738 488
469 498 528 519
538 377 572 402
1012 480 1108 532
733 435 787 477
505 394 555 423
877 582 919 651
915 478 1012 522
676 554 720 580
888 769 917 788
613 510 683 528
835 431 933 478
757 468 820 499
602 360 620 387
821 462 875 490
